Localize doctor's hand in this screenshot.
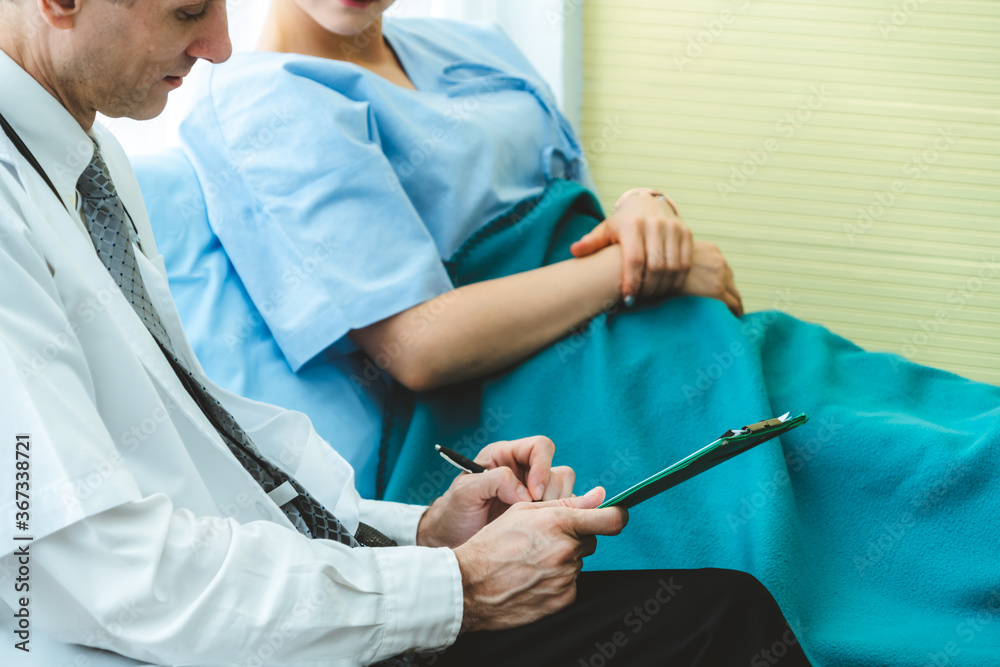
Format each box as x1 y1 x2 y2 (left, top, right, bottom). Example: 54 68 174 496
416 436 576 549
570 188 693 305
453 487 628 632
677 240 744 317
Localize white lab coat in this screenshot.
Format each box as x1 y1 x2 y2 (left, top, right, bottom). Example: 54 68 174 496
0 51 461 666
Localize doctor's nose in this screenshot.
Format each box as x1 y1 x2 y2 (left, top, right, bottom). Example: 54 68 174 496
188 3 234 65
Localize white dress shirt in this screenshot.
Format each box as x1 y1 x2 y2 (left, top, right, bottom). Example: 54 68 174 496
0 50 462 666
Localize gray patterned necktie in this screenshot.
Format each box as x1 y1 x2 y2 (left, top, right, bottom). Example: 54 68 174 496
78 139 394 548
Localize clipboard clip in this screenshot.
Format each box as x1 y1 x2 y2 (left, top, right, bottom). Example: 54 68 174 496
721 412 792 438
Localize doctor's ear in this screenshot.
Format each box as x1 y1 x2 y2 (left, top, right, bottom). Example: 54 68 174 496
36 0 84 29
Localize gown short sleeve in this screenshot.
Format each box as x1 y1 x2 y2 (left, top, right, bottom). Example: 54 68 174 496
179 58 454 372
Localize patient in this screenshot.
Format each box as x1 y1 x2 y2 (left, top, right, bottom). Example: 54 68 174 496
145 2 1000 664
170 0 742 496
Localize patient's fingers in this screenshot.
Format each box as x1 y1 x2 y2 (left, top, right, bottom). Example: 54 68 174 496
620 220 647 304
723 269 744 317
570 222 613 258
730 287 744 317
663 219 679 272
673 225 694 291
726 266 744 316
723 291 742 317
679 225 693 271
643 221 670 299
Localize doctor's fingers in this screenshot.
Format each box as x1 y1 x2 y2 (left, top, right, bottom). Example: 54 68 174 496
525 489 629 537
558 505 629 539
577 534 599 560
541 466 576 501
454 466 533 505
478 436 558 501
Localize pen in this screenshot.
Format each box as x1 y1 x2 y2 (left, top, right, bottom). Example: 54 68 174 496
435 444 487 474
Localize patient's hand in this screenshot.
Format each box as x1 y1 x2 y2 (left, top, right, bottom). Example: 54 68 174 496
570 189 693 305
678 241 744 316
416 436 576 548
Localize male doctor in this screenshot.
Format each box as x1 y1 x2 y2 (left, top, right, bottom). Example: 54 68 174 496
0 0 807 665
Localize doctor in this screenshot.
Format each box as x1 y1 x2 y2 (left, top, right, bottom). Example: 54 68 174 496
0 0 806 665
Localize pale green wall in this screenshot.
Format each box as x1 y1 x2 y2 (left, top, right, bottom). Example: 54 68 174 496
581 0 999 383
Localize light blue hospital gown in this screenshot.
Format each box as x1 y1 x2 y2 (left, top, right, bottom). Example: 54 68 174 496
175 18 596 497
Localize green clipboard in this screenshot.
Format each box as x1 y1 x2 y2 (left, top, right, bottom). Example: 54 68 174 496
598 412 809 509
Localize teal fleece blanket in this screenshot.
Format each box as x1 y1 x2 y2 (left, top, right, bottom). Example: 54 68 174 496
379 180 1000 666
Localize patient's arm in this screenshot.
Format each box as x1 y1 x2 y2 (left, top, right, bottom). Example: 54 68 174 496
350 245 623 392
349 242 741 392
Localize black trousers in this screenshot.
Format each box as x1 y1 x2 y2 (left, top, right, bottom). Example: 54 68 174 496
413 569 810 667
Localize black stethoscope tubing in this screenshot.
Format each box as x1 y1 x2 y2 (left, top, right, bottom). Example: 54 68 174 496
0 109 142 246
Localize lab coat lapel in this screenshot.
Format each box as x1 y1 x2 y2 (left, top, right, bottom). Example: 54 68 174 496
20 152 292 527
120 176 362 527
57 211 216 449
13 123 358 531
